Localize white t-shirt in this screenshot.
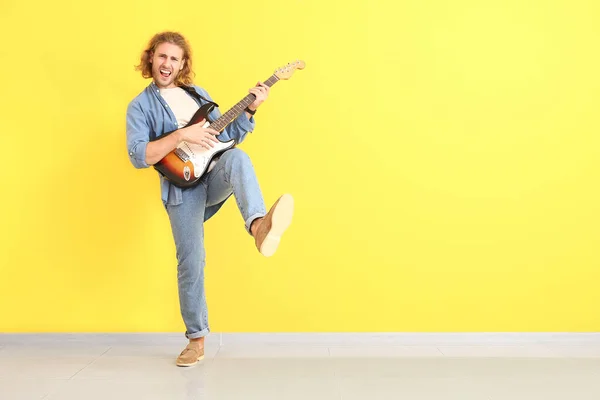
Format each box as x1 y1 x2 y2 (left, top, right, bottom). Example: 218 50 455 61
159 87 200 128
160 87 218 173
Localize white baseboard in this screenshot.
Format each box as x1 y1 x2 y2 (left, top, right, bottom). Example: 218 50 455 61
216 332 600 345
1 332 600 346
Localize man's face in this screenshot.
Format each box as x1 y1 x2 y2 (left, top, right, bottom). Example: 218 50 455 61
150 42 185 89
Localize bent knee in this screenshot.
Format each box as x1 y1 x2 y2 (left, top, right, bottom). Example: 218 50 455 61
222 148 250 165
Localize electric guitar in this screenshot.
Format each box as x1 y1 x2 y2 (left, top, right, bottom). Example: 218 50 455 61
152 60 305 188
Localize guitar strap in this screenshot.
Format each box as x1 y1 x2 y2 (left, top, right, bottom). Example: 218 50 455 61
178 85 219 109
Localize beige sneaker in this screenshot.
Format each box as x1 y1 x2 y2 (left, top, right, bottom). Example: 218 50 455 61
176 342 204 367
254 194 294 257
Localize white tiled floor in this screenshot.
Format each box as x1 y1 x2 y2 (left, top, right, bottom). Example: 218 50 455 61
1 335 600 399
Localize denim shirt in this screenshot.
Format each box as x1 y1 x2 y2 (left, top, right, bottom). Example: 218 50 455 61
126 81 256 220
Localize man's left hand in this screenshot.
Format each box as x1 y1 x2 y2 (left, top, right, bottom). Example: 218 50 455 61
248 81 270 111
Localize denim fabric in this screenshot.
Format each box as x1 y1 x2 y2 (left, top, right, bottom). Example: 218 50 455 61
125 82 264 339
126 81 256 214
165 149 266 338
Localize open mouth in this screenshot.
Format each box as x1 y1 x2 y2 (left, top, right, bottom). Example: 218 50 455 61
160 69 172 78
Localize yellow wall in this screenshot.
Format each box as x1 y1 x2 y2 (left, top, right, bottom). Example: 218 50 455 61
1 0 599 333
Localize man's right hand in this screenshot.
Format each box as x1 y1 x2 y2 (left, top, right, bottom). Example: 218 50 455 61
179 120 220 150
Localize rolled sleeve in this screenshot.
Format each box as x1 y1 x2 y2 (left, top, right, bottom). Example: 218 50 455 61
126 100 150 169
220 107 255 144
233 111 256 133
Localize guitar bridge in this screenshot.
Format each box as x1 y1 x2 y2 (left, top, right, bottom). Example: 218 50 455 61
175 148 190 162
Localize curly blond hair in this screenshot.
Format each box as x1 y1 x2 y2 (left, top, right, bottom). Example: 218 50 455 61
135 31 195 86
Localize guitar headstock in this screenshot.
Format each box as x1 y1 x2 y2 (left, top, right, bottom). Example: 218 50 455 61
274 60 306 80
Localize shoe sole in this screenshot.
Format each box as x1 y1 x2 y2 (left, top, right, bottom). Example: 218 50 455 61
176 354 204 367
260 194 294 257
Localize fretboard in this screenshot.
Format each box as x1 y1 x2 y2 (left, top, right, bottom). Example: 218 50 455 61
209 74 280 132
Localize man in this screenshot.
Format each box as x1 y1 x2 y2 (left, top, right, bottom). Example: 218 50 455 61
125 31 294 367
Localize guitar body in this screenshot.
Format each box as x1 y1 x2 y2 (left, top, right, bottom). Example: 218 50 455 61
151 59 305 188
152 103 236 188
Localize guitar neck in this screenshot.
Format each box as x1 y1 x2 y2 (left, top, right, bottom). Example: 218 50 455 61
209 74 280 132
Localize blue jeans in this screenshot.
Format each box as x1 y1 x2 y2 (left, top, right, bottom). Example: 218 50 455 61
164 148 266 339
